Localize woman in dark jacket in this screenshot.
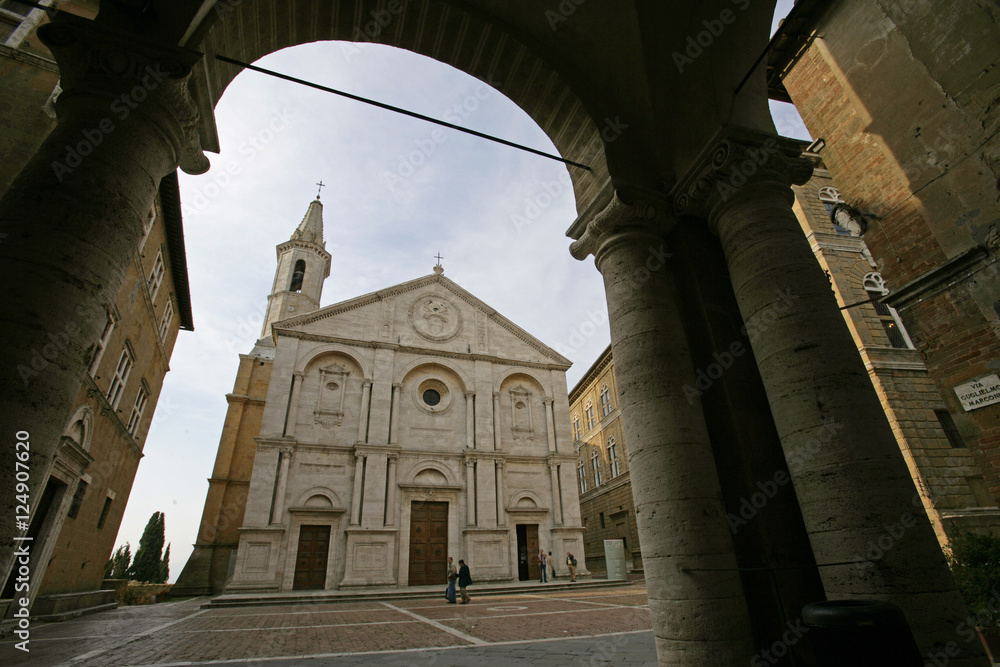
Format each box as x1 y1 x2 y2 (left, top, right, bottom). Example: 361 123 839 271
457 559 473 604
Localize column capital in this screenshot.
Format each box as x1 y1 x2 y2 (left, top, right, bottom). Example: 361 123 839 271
354 451 367 463
464 455 476 467
495 458 506 470
387 452 399 463
362 378 373 388
279 445 295 456
393 383 403 391
542 396 554 406
493 391 501 400
293 371 305 380
38 12 209 175
465 391 476 399
567 183 673 261
670 126 814 225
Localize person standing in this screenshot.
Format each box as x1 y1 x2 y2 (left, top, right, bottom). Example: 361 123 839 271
538 549 547 583
548 551 556 580
446 556 457 603
566 552 577 582
458 559 473 604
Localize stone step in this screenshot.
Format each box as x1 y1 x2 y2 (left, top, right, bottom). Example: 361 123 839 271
204 578 633 609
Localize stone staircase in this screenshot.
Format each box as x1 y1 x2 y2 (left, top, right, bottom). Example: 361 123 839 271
203 578 634 609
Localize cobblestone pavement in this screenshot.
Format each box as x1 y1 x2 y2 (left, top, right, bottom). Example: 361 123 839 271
0 584 654 666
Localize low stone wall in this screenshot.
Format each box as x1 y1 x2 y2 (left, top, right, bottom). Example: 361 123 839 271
106 582 172 606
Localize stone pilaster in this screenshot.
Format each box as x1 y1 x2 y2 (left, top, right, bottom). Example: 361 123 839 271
547 461 563 525
495 459 507 527
350 452 366 526
270 446 294 523
465 456 476 526
568 184 755 663
385 453 399 526
465 391 476 449
543 397 557 452
357 379 372 443
492 392 502 450
389 383 402 444
285 372 304 437
674 125 986 664
0 12 208 575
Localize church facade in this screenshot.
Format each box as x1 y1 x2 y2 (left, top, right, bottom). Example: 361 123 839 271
180 196 585 593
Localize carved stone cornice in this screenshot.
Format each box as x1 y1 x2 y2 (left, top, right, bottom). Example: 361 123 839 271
568 183 673 261
37 12 209 175
671 126 813 224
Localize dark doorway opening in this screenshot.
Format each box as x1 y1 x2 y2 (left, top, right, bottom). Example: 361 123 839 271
2 476 67 600
515 523 539 581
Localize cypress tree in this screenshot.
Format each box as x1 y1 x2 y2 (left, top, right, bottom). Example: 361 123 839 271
131 512 166 583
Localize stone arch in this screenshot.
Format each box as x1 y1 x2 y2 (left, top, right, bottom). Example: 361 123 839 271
493 368 547 394
396 358 472 392
509 489 544 509
62 405 94 453
292 486 344 509
297 344 370 378
404 459 456 486
190 0 609 209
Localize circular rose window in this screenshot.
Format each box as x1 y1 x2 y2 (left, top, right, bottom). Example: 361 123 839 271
415 379 451 414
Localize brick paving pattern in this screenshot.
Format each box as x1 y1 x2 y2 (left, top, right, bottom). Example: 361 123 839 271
0 582 654 666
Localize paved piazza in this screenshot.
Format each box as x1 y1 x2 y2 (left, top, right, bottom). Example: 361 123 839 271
2 584 654 666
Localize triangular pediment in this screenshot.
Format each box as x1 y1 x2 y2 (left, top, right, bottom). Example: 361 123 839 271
271 273 571 367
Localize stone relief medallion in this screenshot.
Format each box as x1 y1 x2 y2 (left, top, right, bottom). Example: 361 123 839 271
408 294 463 342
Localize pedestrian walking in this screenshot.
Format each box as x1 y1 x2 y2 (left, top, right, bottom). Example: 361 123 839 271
446 556 457 603
538 549 547 582
548 551 556 580
566 552 577 581
458 559 473 604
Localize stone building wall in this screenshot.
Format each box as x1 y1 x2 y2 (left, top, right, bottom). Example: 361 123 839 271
28 188 188 614
569 348 641 575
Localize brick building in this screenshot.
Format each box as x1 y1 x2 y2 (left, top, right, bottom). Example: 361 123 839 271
0 0 193 620
568 347 640 575
771 0 1000 521
791 150 1000 542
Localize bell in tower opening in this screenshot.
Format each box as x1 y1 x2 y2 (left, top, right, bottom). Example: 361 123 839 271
290 259 306 292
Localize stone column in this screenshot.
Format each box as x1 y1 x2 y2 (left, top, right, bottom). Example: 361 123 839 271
357 379 372 443
548 462 563 525
465 456 476 526
270 446 294 523
285 372 304 437
495 459 507 526
568 186 755 663
389 383 402 445
0 12 207 574
465 391 476 449
673 126 986 664
385 453 398 526
492 392 502 450
543 397 557 452
350 452 366 526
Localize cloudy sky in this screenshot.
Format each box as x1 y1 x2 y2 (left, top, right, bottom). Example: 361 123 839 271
115 2 807 581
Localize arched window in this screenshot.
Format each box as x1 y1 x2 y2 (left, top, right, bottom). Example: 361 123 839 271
592 448 603 486
578 458 588 493
290 259 306 292
585 401 595 430
607 436 620 478
600 384 612 416
863 272 913 349
572 415 582 441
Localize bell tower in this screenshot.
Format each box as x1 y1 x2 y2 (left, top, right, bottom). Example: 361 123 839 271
257 195 332 346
